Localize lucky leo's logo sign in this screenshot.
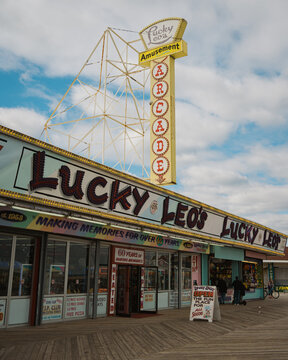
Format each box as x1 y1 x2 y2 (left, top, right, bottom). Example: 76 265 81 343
140 18 187 50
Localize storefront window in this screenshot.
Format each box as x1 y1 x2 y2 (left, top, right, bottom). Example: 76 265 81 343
182 255 191 289
11 237 35 296
210 258 232 287
67 243 89 294
89 244 96 294
144 267 157 290
158 253 169 290
0 234 13 296
44 241 66 295
242 261 263 290
99 247 109 293
170 253 178 290
145 251 156 266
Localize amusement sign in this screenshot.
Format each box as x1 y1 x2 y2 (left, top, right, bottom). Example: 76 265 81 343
139 18 187 185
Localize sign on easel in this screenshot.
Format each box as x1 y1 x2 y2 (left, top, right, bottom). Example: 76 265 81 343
189 285 221 322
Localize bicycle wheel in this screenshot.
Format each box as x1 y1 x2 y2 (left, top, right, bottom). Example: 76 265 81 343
272 290 280 299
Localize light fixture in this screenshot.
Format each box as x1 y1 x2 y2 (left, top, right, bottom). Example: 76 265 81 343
142 229 167 237
69 216 107 226
111 224 140 232
170 235 208 245
0 199 14 207
13 206 65 217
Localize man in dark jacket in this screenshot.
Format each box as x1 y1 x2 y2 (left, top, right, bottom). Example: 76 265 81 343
217 279 227 304
232 276 243 305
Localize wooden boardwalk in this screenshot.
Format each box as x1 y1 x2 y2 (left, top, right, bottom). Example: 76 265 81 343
1 295 288 359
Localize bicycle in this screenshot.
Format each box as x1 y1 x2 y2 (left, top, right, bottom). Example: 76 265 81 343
264 286 280 299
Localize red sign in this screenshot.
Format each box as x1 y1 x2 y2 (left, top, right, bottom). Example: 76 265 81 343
109 264 117 315
114 247 144 265
152 62 168 79
152 118 169 136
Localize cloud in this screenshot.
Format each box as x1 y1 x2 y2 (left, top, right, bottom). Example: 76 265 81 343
0 107 46 138
1 0 288 236
176 64 288 127
176 141 288 232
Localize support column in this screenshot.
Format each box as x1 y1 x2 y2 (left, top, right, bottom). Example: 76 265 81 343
92 241 100 319
178 251 182 309
201 254 209 285
35 233 48 326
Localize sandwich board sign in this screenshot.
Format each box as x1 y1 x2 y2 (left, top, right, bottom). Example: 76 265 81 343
189 285 221 322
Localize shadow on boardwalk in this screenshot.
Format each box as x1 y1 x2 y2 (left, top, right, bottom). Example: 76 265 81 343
1 295 288 359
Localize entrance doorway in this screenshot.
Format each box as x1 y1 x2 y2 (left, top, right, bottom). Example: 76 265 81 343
116 266 139 315
0 234 37 328
116 265 158 316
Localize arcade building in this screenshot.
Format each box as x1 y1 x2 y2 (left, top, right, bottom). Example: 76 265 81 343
0 126 286 328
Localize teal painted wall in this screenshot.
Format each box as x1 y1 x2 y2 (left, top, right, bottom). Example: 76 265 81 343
201 254 209 285
232 261 239 280
213 246 244 261
243 288 263 300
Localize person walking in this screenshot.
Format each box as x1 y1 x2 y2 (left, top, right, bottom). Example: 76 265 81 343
268 279 274 298
217 278 227 304
232 276 243 305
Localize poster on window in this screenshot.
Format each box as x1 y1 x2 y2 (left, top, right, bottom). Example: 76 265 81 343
182 290 192 306
189 285 221 323
42 297 63 321
0 299 6 326
65 296 86 319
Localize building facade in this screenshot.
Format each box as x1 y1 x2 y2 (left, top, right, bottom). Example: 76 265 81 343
0 126 286 328
263 247 288 291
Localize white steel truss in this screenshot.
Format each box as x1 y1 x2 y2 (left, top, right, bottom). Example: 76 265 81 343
43 28 150 179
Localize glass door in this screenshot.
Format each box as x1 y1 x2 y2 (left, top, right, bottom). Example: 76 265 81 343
0 234 36 328
140 266 158 313
0 234 13 328
116 265 141 316
116 265 130 316
130 266 140 313
43 238 90 323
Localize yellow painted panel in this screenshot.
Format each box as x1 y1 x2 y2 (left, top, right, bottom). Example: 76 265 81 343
139 40 187 67
150 56 176 185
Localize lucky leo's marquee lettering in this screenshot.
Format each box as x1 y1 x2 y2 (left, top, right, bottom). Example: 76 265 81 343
221 216 281 250
30 151 150 215
161 197 208 230
26 150 284 252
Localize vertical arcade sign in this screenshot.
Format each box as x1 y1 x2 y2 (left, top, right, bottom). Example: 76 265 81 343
139 18 187 185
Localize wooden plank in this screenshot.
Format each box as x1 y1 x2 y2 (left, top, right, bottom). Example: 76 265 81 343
1 295 288 359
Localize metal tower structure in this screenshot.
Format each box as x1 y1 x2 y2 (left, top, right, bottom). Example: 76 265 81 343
43 28 150 179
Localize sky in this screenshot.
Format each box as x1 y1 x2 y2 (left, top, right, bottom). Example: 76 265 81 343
1 0 288 235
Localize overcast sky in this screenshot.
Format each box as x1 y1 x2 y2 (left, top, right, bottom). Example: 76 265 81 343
1 0 288 235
